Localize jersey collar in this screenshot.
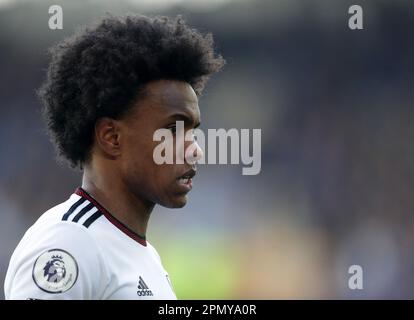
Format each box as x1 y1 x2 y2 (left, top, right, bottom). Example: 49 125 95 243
74 187 147 247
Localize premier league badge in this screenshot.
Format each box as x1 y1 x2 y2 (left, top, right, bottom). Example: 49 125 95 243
32 249 78 294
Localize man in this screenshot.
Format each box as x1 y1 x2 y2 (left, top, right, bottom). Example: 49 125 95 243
4 14 224 299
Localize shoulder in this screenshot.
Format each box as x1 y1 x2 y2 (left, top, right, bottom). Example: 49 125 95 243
14 193 105 257
36 193 103 230
4 195 108 300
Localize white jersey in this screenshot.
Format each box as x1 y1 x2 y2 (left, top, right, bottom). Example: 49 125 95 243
4 188 177 300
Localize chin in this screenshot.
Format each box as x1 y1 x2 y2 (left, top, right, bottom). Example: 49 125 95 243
160 194 188 208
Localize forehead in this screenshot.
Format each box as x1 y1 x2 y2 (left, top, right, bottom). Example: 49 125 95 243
132 80 200 122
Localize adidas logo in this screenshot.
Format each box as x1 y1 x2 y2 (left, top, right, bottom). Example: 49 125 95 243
137 276 153 297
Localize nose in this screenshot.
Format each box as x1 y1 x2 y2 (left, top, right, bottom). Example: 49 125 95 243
185 140 204 165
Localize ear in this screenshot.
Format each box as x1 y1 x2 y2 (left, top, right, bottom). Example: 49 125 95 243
94 117 122 159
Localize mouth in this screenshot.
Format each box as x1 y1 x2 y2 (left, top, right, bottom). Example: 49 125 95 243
176 168 196 192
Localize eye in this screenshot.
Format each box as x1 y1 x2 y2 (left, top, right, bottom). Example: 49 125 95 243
168 125 177 135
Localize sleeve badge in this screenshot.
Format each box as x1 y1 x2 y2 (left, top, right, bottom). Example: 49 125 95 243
32 249 78 294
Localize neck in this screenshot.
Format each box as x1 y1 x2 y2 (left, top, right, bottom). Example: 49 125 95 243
81 163 154 239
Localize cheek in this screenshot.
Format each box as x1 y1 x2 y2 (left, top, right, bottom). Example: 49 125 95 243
122 139 173 187
121 129 184 199
149 165 176 194
122 130 154 166
120 136 152 184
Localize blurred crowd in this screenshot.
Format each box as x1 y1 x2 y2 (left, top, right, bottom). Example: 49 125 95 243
1 0 414 299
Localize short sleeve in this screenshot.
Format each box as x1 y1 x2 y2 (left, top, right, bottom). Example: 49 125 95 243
4 221 108 300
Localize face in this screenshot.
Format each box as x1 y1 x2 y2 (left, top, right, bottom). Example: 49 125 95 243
117 80 203 208
52 261 65 277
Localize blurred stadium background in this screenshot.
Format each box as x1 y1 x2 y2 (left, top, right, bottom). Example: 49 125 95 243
1 0 414 299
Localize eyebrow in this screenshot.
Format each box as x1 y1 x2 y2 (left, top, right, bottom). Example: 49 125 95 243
168 113 201 128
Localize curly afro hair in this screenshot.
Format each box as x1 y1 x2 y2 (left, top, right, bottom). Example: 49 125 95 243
38 14 225 168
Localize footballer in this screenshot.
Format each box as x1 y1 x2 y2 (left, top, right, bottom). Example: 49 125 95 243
4 14 224 299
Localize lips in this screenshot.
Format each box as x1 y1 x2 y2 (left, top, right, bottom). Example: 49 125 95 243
176 168 196 191
178 168 196 183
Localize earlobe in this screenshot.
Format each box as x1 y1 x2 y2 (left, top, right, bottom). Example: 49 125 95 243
95 118 122 158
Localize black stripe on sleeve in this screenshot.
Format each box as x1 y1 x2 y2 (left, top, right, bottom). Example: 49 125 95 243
71 203 95 223
62 197 87 221
83 211 103 228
